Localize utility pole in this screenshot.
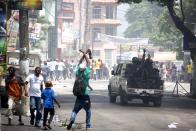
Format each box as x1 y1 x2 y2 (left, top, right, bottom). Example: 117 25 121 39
18 7 30 117
79 0 82 49
54 0 58 59
19 9 29 80
83 0 90 51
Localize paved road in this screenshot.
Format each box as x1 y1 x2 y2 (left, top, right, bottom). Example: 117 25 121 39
1 80 196 131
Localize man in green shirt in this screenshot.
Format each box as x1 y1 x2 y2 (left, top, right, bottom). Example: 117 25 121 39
67 49 93 130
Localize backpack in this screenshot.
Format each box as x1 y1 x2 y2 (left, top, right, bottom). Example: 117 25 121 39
73 71 85 97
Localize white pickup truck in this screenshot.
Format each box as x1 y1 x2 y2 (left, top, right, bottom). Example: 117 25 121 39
108 63 164 107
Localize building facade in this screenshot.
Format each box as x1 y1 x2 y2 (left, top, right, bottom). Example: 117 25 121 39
56 0 120 66
90 0 120 67
57 0 81 60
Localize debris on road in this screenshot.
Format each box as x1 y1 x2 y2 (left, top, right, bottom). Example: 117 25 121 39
168 122 179 129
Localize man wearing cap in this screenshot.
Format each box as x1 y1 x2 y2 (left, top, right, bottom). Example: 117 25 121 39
67 50 93 130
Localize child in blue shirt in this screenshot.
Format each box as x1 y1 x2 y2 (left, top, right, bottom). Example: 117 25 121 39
41 81 60 130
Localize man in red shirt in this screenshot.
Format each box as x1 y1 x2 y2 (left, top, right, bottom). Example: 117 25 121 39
5 66 27 125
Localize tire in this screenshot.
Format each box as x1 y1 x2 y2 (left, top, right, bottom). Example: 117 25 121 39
109 95 116 103
108 85 116 103
119 88 128 105
153 97 162 107
143 99 149 105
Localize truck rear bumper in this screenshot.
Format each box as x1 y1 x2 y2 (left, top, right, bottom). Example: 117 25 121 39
127 88 163 98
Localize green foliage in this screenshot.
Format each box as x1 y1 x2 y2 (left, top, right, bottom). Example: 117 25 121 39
118 0 168 5
37 16 51 24
124 1 183 58
182 0 196 22
120 0 196 59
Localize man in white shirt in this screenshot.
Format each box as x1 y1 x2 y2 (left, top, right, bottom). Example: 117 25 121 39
49 59 57 81
41 61 50 82
25 67 44 127
57 60 65 80
70 60 76 79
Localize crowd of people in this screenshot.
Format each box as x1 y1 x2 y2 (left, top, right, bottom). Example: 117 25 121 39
40 57 194 84
41 58 193 83
155 61 193 82
41 58 111 82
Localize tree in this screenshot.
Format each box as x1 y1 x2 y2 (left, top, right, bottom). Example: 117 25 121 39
124 2 161 38
124 1 183 57
118 0 196 53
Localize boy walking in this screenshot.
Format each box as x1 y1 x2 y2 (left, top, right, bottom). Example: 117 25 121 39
41 81 60 130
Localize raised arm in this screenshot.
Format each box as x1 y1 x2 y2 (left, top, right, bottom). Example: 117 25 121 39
78 55 85 65
83 53 90 67
78 49 87 65
78 49 91 67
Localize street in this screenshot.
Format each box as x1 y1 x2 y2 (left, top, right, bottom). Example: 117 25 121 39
1 80 196 131
1 0 196 131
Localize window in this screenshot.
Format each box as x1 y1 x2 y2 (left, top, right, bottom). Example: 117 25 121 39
106 6 114 19
105 26 116 36
92 28 101 42
92 6 101 19
93 50 100 57
62 2 74 10
105 49 113 68
62 12 74 18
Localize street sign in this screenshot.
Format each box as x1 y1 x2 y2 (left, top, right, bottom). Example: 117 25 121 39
9 0 42 10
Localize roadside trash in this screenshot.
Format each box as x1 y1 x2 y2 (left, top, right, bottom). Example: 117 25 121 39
168 122 178 129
